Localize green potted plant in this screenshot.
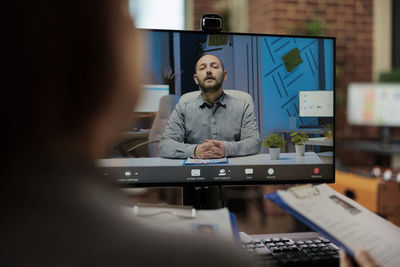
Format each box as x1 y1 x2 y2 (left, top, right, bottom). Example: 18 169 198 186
324 124 333 140
263 134 285 160
290 131 308 156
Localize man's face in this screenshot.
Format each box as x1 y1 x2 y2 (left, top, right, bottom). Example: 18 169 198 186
193 55 227 93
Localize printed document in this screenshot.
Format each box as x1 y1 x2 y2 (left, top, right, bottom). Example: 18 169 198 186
276 184 400 267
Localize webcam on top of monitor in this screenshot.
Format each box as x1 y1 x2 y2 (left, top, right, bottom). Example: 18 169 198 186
200 14 223 33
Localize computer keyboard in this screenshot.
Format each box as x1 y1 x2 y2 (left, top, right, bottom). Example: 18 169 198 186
240 232 340 267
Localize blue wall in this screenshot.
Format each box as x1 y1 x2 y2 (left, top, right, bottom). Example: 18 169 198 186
260 36 334 136
143 31 171 85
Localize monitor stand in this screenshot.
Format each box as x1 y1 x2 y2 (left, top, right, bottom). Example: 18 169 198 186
381 127 391 147
182 186 225 210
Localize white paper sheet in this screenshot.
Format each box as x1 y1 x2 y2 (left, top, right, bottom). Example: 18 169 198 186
126 206 235 243
277 184 400 267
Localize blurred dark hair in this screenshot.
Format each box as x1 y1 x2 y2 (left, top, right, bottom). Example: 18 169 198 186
4 1 119 163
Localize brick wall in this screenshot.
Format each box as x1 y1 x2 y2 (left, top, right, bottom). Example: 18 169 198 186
192 0 219 30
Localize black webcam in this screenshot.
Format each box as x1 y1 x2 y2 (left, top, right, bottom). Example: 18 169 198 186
200 14 223 33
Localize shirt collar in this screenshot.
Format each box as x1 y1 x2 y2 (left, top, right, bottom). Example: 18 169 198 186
199 91 227 108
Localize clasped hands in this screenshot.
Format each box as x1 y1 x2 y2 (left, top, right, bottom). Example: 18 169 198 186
194 139 226 159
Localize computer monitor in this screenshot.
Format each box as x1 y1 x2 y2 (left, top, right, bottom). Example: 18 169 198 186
347 83 400 127
135 84 170 113
98 30 335 191
347 83 400 145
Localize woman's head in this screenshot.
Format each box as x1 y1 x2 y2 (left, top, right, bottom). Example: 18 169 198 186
4 0 141 160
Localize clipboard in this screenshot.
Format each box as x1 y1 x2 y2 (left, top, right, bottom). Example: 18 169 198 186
268 184 400 267
265 184 353 256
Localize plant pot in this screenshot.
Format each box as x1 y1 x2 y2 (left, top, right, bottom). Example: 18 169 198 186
269 148 280 160
295 144 305 156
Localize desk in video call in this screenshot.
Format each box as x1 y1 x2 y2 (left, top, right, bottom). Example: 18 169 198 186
98 152 333 185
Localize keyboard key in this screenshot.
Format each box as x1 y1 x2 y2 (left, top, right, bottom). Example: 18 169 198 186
265 243 275 248
319 237 331 243
262 238 272 243
272 238 280 242
305 240 313 244
280 246 289 251
327 243 340 250
280 238 290 242
308 244 318 248
275 242 285 246
317 243 326 247
285 241 295 245
299 245 308 250
270 247 281 253
295 241 304 245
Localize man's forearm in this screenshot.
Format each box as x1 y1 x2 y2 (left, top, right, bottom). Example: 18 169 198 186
224 137 261 157
159 138 197 159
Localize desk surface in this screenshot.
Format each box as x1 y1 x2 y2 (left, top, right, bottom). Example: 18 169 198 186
337 139 400 155
99 152 327 167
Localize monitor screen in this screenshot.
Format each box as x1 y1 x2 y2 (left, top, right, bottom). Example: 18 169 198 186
98 29 335 187
299 91 334 117
135 84 170 112
347 83 400 127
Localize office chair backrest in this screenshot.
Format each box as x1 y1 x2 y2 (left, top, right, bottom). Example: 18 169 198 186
148 95 180 157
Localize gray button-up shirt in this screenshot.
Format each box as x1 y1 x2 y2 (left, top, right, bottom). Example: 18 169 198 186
159 91 261 158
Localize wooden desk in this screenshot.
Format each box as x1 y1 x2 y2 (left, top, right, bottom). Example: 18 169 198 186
331 170 380 212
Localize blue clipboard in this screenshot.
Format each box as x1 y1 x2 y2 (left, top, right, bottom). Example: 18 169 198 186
229 212 240 244
265 192 354 256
